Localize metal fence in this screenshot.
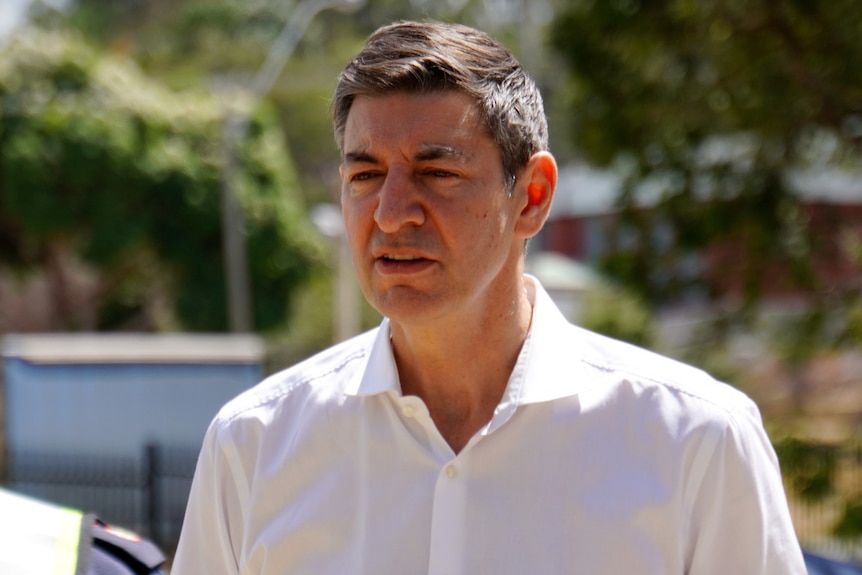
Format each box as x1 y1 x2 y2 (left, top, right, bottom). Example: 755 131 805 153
2 443 198 553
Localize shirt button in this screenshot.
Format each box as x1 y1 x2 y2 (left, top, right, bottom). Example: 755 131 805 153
445 464 458 479
402 405 416 418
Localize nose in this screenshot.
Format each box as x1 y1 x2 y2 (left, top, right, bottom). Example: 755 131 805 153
373 169 425 233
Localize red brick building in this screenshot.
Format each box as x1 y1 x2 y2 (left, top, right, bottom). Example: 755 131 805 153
539 164 862 305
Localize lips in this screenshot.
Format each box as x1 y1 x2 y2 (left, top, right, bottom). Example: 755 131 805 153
371 244 432 262
382 254 421 261
374 252 434 274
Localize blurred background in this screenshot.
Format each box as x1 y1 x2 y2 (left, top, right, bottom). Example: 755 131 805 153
0 0 860 567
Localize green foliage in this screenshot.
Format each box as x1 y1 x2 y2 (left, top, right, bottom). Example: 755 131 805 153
773 440 862 542
774 437 837 502
551 0 862 159
834 498 862 540
0 28 323 331
550 0 862 307
579 287 654 348
65 0 372 206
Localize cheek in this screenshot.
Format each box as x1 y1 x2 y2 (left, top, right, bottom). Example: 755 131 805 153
340 212 368 259
341 196 373 232
461 211 506 250
481 206 510 235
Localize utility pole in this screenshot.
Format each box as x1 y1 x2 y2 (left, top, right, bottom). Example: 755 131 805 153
221 0 366 332
311 203 361 343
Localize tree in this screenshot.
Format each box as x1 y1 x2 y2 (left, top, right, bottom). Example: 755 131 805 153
550 0 862 541
0 27 323 331
550 0 862 311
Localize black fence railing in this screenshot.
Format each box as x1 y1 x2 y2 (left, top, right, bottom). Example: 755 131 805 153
3 443 198 553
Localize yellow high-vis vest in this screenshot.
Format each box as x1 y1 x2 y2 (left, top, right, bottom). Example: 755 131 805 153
0 488 87 575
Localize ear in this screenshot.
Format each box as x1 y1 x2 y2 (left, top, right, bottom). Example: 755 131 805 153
514 151 557 240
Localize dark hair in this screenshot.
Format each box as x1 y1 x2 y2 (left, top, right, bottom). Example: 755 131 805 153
332 20 548 193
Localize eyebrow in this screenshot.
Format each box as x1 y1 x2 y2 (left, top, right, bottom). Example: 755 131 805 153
414 144 470 163
343 150 377 164
343 144 470 165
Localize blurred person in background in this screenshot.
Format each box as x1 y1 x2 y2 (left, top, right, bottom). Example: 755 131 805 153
0 487 166 575
172 20 806 574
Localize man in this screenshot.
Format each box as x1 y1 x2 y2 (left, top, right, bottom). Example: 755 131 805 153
172 21 806 574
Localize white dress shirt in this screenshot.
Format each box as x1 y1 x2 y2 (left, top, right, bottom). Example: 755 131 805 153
172 278 806 574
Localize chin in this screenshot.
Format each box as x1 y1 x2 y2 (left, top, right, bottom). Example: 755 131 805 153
371 288 450 324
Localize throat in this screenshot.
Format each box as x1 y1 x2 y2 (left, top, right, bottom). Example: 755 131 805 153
405 384 504 454
431 405 493 454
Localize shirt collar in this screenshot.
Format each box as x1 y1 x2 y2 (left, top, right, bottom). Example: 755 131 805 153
510 275 592 404
345 276 591 404
345 318 400 397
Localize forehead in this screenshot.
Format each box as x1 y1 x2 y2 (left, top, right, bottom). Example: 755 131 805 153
342 91 493 157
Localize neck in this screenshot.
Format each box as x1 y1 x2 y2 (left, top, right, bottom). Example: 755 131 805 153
390 277 535 453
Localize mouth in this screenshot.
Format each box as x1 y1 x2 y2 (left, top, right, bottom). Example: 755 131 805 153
381 254 422 261
375 252 434 274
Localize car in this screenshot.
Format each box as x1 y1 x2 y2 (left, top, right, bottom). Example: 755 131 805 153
0 487 166 574
805 549 862 575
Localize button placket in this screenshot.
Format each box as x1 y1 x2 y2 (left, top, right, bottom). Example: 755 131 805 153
428 459 468 575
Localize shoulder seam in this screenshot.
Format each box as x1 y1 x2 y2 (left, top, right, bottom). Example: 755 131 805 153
219 347 370 424
579 356 742 417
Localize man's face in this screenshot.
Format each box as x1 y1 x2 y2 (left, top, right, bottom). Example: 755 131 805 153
339 91 525 327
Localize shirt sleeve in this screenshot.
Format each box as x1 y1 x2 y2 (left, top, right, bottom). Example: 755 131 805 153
171 419 247 575
685 399 807 574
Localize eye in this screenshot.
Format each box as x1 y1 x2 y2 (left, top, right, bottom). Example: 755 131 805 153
424 169 457 178
349 171 379 182
343 170 381 197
